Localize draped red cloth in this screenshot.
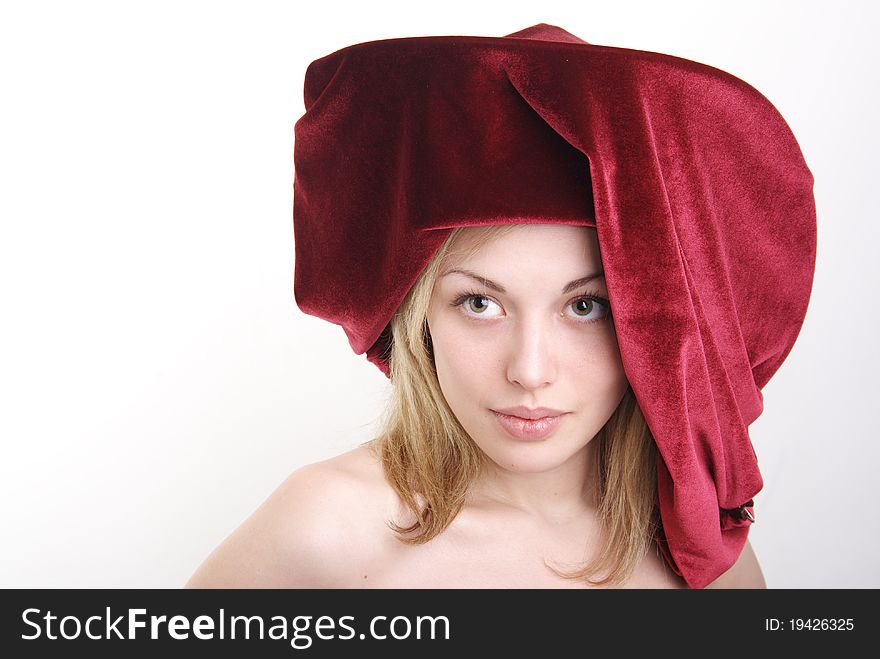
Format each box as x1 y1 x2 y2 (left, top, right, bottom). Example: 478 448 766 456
293 23 816 588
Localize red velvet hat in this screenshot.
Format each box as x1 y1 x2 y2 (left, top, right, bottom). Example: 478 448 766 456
292 23 816 588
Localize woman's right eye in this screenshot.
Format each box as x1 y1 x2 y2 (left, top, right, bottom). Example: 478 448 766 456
451 292 503 318
467 295 489 313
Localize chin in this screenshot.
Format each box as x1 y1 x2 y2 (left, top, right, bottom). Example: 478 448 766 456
479 439 589 474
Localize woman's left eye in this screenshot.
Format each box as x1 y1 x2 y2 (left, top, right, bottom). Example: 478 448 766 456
569 297 610 321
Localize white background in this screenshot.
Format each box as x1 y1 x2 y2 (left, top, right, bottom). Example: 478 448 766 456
1 0 876 588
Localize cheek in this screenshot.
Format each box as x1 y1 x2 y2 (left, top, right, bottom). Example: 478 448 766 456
547 326 627 396
433 324 497 393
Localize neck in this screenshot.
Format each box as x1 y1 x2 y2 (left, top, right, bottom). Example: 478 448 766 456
468 439 601 524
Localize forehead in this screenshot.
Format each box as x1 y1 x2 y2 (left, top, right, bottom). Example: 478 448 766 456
442 223 602 267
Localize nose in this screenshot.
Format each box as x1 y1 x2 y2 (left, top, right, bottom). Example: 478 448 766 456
505 315 557 390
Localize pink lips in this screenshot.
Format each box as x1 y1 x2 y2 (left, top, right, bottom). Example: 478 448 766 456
490 407 568 440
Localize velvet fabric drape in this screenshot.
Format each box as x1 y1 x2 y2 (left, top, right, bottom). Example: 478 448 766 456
293 23 816 588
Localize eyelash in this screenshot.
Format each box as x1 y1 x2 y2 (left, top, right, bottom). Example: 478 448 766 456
450 289 611 324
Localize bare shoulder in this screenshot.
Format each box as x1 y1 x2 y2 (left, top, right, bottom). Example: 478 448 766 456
705 538 767 589
184 443 396 588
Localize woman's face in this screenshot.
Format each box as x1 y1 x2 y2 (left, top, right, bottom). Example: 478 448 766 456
426 224 629 474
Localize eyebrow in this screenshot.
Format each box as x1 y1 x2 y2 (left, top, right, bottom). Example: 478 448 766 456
440 268 605 294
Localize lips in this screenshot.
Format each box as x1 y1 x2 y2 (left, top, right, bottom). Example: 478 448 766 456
492 406 566 420
491 410 567 440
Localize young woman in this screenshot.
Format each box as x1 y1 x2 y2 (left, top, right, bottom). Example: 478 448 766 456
187 21 813 589
185 223 765 589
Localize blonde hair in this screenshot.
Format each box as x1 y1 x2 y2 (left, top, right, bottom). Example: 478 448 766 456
365 224 662 587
